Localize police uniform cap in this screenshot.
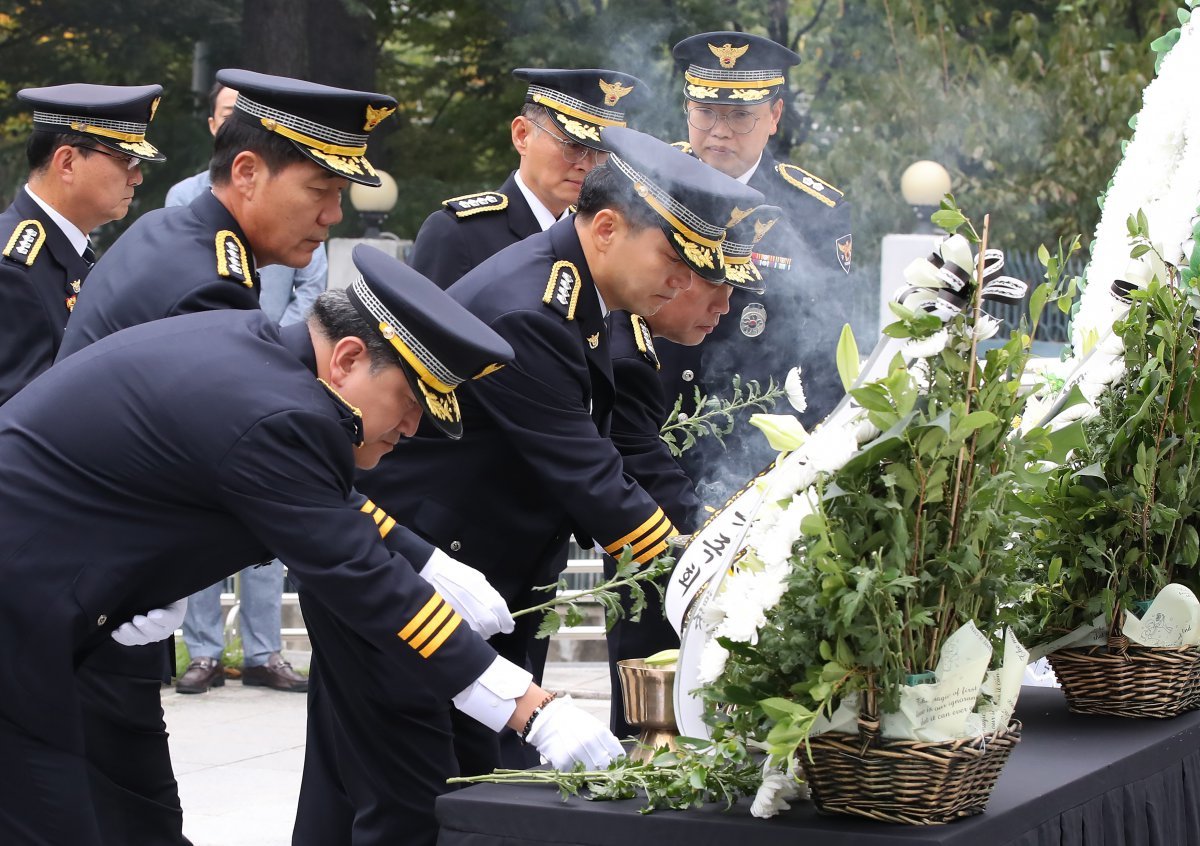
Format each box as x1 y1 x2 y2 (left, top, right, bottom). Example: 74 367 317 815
513 68 647 150
721 204 782 293
216 68 397 187
672 31 800 106
599 126 763 282
346 244 514 440
17 83 166 162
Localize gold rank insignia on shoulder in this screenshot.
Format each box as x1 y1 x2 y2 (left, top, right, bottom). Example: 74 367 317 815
215 230 252 287
443 191 509 218
542 260 582 321
3 220 46 267
776 163 845 208
630 314 659 370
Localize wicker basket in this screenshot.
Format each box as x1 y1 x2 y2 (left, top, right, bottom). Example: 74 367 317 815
1047 634 1200 719
799 706 1022 825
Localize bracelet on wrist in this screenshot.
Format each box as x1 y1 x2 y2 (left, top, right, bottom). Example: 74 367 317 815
519 692 558 742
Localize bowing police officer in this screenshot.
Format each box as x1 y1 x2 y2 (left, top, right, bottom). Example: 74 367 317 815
0 83 163 405
659 31 855 504
0 245 619 845
49 70 400 842
603 204 782 737
354 126 762 779
59 68 397 357
408 67 646 288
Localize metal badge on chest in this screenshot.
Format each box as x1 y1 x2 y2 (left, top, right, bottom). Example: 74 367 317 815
739 302 767 337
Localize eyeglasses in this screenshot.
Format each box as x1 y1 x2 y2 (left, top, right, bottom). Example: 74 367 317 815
529 119 609 166
73 144 141 171
685 107 761 135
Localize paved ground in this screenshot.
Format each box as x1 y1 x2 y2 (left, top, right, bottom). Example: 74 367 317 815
165 656 612 846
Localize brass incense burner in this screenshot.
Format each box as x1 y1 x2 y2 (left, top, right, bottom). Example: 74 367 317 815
616 658 679 762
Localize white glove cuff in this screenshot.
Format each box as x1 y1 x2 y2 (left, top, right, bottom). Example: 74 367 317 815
419 547 452 578
451 656 533 732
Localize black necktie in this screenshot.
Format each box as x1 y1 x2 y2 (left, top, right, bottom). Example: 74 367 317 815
82 241 96 267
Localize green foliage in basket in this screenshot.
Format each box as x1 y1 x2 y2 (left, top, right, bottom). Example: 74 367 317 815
1014 258 1200 644
706 210 1074 762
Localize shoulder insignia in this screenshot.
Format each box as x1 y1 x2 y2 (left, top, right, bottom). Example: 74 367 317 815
775 163 845 209
630 314 660 370
215 230 252 287
836 233 853 273
670 140 694 156
443 191 509 218
3 220 46 267
541 260 582 320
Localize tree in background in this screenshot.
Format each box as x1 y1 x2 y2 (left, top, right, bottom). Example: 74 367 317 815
0 0 1182 315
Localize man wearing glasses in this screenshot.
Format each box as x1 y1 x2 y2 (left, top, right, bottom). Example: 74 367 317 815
407 67 645 289
0 83 164 406
658 32 855 505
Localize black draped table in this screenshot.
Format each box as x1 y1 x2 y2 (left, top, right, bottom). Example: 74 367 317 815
436 687 1200 846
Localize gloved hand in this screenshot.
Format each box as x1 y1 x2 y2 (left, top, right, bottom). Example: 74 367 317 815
420 550 514 639
525 696 624 770
111 597 188 646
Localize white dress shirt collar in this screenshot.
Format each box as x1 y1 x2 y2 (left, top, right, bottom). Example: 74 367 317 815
24 184 89 257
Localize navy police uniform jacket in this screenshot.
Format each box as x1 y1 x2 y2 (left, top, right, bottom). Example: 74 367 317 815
609 311 700 534
604 313 697 736
407 171 541 290
58 190 260 359
658 146 853 502
0 189 90 405
0 310 493 755
358 217 675 657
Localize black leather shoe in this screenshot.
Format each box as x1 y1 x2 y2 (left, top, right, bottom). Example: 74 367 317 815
241 653 308 692
176 656 225 694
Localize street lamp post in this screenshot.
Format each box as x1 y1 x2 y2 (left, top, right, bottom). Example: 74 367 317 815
878 160 953 334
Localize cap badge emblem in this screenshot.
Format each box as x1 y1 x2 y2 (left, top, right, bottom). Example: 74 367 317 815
599 79 634 107
739 302 767 337
726 206 753 228
709 42 750 68
364 104 396 132
149 97 161 121
587 332 600 349
753 218 777 243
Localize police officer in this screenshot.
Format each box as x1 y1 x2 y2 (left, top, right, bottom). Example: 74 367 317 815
408 67 645 288
0 245 620 845
59 68 397 358
49 70 400 843
353 127 762 782
660 32 855 504
0 83 163 405
603 204 782 737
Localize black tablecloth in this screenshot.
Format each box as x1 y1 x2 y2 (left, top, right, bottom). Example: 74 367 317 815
436 687 1200 846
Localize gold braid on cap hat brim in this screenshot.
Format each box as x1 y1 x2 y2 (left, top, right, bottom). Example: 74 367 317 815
608 154 725 250
236 94 370 157
349 276 464 394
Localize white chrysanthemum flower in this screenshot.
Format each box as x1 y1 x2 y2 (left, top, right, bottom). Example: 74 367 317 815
855 418 882 445
784 366 808 413
695 639 729 685
903 328 948 360
750 770 801 819
807 426 858 475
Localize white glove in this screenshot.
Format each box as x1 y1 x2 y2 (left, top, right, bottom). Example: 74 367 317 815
525 696 624 771
111 597 188 646
420 549 514 638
